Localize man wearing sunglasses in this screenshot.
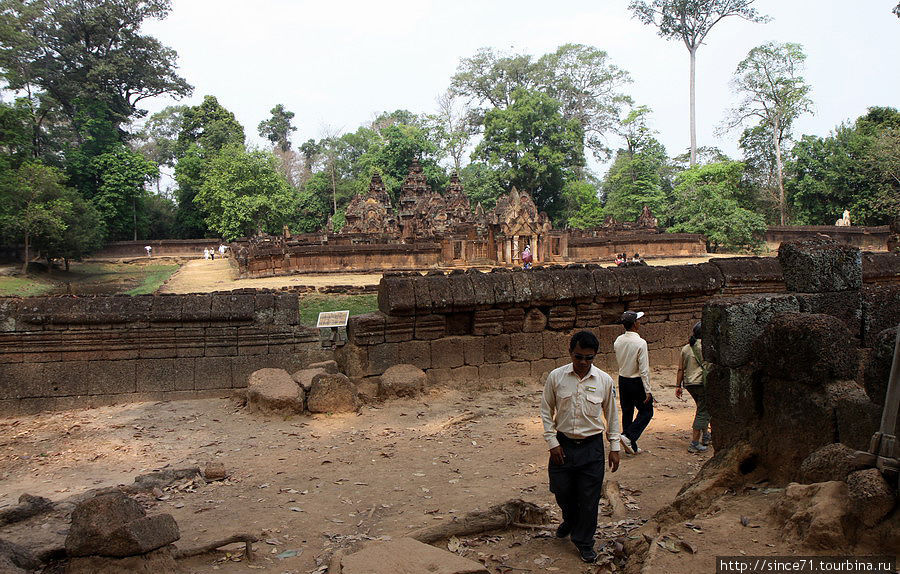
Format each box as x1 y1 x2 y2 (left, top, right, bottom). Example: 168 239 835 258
540 330 621 564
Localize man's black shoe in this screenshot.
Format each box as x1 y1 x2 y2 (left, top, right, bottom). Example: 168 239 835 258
555 522 571 538
579 547 598 563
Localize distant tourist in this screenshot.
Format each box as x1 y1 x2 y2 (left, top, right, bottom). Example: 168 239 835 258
203 248 210 260
615 253 625 266
676 322 711 453
219 244 227 257
631 253 642 263
521 245 533 269
144 245 152 257
614 311 652 455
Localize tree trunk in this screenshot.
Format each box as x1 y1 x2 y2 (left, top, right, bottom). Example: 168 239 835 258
689 47 697 167
773 117 786 225
22 233 29 275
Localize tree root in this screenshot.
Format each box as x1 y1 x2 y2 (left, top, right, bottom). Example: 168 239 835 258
173 533 258 560
409 499 549 544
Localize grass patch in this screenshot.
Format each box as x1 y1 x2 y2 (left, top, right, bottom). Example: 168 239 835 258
124 264 180 295
0 275 55 297
298 293 378 326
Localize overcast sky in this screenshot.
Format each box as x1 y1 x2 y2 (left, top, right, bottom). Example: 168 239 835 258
141 0 900 176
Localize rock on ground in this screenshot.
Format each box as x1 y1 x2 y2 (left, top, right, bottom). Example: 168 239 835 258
0 538 39 573
307 373 360 413
379 364 426 398
247 368 305 415
846 468 896 527
291 367 328 392
307 360 339 374
340 537 489 574
65 492 179 558
773 481 852 550
800 444 868 483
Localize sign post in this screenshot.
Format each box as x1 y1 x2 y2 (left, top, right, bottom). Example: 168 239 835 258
316 310 350 348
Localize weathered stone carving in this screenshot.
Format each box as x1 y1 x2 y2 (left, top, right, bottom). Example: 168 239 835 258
343 173 399 235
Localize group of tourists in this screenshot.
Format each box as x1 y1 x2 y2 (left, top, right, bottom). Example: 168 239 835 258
203 244 228 260
614 252 644 266
540 313 710 563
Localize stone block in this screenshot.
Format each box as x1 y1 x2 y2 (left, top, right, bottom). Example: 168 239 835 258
426 367 454 387
204 326 238 357
348 312 386 345
478 363 504 381
592 267 622 300
247 368 304 415
237 325 268 355
702 294 800 368
510 332 543 361
380 364 426 397
384 315 415 342
173 358 195 391
425 272 453 314
863 326 897 405
431 337 466 369
472 309 503 336
800 443 869 483
575 303 602 328
0 362 46 398
0 297 21 332
529 269 557 305
826 381 882 451
468 270 497 308
711 257 784 289
861 284 900 347
412 274 432 314
705 365 761 450
795 290 862 338
490 269 517 306
648 347 678 368
292 367 328 392
414 314 446 340
195 356 232 390
504 361 533 381
149 295 181 322
547 306 576 330
779 239 862 293
611 267 641 298
399 340 431 370
542 331 568 359
846 469 896 527
567 265 597 303
447 365 478 383
482 334 511 363
366 342 400 376
253 292 275 324
522 308 547 332
445 312 472 336
273 293 299 325
175 327 205 358
547 268 575 303
753 313 857 386
378 274 416 316
531 358 557 378
509 270 535 304
447 271 476 312
135 359 176 392
340 537 489 574
335 344 368 378
308 373 360 413
463 337 485 365
66 492 179 558
502 307 525 333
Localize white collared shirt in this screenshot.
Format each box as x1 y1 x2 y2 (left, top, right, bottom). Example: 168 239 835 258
540 363 622 451
614 330 651 394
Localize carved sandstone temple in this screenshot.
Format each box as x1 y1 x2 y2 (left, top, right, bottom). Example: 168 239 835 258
234 161 707 278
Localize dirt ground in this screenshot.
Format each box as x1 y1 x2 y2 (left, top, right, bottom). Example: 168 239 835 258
0 254 806 573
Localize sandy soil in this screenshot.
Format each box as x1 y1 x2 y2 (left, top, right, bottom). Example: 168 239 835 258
0 372 765 573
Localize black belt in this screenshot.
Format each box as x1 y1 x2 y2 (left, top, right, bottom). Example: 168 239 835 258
557 431 602 445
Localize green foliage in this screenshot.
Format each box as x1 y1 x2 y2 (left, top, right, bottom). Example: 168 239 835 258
562 180 605 229
298 293 377 326
668 161 766 252
90 145 158 240
474 88 584 221
459 162 505 211
41 190 104 264
124 264 179 295
787 107 900 226
0 275 55 296
258 104 297 152
177 95 245 157
194 145 296 241
134 105 188 169
144 193 178 239
601 136 670 223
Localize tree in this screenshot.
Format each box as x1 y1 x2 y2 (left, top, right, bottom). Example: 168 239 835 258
786 107 900 226
474 89 584 221
134 105 187 193
90 144 158 241
723 42 813 224
459 162 504 212
194 145 296 241
40 190 104 269
431 89 475 172
0 0 191 132
628 0 768 166
562 180 605 229
668 161 766 251
0 162 75 272
258 104 297 152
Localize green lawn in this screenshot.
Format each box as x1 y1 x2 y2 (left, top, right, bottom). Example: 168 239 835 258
125 264 180 295
298 293 378 326
0 275 55 297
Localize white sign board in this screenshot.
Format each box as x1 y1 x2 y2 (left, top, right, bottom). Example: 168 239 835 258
316 310 350 328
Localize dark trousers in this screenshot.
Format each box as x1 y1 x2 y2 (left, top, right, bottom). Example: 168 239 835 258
548 433 605 551
618 376 653 448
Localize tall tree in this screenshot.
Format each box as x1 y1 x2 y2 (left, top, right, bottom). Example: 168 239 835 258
474 88 584 221
628 0 768 166
723 42 813 224
258 104 297 152
0 0 191 133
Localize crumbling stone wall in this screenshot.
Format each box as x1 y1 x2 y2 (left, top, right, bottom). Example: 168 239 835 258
703 240 899 485
337 252 898 389
765 225 891 252
0 291 328 415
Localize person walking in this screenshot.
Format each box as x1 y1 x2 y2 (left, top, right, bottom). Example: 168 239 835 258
541 331 621 564
676 322 711 452
613 311 653 455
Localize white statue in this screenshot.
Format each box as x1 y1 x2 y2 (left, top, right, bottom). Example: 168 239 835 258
835 210 851 227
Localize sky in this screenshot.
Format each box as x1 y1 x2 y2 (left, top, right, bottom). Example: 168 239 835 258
141 0 900 176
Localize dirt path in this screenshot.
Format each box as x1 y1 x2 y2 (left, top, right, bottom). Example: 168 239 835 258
0 370 797 574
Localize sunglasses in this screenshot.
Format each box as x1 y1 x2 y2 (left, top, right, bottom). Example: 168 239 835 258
572 353 596 362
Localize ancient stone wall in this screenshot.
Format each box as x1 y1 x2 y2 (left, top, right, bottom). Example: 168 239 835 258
567 233 707 261
765 225 890 252
335 253 898 386
238 243 442 278
0 292 329 415
93 239 223 258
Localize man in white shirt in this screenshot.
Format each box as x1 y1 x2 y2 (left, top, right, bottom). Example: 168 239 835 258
541 330 621 564
613 311 653 455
